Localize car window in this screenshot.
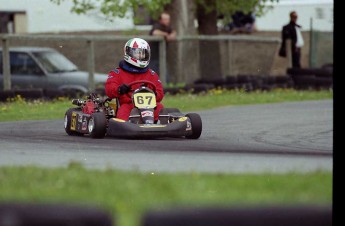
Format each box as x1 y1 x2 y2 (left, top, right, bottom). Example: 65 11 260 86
9 52 43 75
32 50 78 73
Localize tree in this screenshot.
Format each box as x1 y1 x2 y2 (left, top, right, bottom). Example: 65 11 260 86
51 0 278 82
193 0 278 79
51 0 172 22
51 0 277 31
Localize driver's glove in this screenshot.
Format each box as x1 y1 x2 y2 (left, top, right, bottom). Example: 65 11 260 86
118 84 130 94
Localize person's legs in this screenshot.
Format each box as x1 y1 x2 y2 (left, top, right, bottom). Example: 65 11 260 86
117 102 163 122
292 48 301 68
154 102 164 122
116 103 134 120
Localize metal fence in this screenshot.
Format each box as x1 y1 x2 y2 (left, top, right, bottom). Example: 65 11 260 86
1 34 282 91
309 31 333 68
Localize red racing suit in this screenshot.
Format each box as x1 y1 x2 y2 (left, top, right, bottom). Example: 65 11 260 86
105 63 164 121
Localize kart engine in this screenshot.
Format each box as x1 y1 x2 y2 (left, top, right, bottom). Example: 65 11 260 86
71 93 115 118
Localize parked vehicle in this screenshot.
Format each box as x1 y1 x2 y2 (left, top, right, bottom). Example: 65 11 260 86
0 46 108 96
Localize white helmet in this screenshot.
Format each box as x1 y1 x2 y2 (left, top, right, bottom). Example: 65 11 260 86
124 38 151 68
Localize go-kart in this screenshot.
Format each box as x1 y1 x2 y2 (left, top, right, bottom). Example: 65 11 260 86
64 80 202 139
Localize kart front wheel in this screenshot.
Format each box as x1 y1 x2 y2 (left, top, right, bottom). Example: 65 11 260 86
88 112 107 139
185 113 202 139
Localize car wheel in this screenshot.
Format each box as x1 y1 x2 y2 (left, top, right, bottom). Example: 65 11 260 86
185 113 202 139
64 108 83 136
88 112 107 139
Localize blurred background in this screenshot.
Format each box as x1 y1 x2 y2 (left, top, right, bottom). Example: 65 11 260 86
0 0 333 85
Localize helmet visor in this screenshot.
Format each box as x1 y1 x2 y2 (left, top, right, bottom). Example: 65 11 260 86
126 47 150 61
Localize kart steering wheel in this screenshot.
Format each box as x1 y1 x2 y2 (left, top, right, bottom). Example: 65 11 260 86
127 80 157 93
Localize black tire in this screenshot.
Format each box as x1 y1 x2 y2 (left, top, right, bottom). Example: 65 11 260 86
221 83 238 90
14 89 44 100
43 89 64 99
184 84 215 94
194 77 225 87
286 67 332 78
64 108 83 136
0 203 114 226
0 90 15 102
88 112 107 139
290 75 316 89
185 113 202 139
237 74 251 83
250 76 263 90
141 205 331 226
314 77 333 90
163 87 181 95
225 76 238 84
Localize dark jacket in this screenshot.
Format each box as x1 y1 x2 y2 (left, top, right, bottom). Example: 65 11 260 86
279 22 302 57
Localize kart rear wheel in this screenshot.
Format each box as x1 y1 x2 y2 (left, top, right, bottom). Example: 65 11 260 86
64 108 83 136
185 113 202 139
88 112 107 139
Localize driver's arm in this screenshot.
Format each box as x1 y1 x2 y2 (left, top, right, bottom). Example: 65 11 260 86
152 75 164 102
105 70 121 99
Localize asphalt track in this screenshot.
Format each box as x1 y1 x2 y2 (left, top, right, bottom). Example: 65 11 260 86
0 100 332 173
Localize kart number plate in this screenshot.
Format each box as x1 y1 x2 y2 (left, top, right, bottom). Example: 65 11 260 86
71 112 77 131
133 93 156 108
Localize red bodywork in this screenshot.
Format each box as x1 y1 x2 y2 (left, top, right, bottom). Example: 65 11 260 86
82 101 95 114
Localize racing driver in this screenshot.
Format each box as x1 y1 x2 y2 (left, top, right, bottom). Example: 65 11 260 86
105 37 164 122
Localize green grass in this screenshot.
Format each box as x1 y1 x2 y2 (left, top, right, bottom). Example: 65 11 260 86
0 165 332 226
0 88 333 122
165 88 333 111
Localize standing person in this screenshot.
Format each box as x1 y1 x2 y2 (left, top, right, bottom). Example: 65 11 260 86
149 11 177 75
227 11 256 34
105 38 164 122
150 11 177 41
279 11 304 68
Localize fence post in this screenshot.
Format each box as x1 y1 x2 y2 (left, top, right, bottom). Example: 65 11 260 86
1 37 11 91
159 40 167 85
227 39 234 76
87 39 95 92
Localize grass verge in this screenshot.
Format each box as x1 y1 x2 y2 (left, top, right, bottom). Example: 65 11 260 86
0 165 332 226
0 89 333 122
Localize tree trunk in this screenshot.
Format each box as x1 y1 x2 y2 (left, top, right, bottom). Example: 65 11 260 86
197 0 222 80
167 0 199 84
